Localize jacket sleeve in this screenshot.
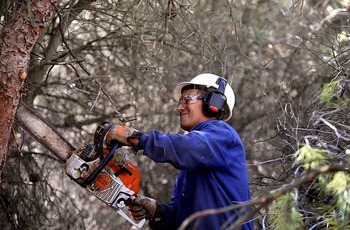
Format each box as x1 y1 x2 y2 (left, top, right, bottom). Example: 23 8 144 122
138 123 242 170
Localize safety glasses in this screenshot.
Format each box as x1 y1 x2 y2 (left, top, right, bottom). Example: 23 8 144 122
178 94 204 106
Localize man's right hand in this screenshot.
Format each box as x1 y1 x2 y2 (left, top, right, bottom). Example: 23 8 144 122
128 195 160 220
128 203 147 221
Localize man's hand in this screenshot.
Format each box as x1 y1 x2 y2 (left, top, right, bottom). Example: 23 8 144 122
128 195 160 220
104 125 141 147
128 204 147 221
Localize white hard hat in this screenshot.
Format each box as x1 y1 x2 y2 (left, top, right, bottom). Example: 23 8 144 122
173 73 235 121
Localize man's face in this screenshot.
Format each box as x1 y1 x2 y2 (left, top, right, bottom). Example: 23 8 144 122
177 88 211 131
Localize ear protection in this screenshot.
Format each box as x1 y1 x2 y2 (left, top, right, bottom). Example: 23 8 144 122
202 77 227 119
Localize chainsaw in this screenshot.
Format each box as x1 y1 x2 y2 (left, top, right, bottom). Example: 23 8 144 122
15 102 145 228
64 121 145 228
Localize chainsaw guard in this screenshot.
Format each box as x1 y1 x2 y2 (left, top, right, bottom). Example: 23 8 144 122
115 208 146 228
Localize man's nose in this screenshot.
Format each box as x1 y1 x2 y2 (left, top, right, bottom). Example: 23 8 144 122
177 103 185 113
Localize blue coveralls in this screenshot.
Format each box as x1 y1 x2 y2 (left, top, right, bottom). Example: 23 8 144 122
139 119 253 230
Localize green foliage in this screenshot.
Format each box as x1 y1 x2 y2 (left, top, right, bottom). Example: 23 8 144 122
319 79 350 108
293 144 328 170
341 0 350 7
319 80 340 107
293 144 350 228
270 192 303 230
336 31 348 43
325 172 350 228
253 23 269 46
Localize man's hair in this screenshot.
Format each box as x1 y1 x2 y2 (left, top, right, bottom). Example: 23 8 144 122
181 84 215 97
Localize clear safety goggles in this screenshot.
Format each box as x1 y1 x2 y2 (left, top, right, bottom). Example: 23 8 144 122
178 94 204 106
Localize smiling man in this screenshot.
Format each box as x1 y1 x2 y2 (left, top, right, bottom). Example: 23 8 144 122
104 73 253 230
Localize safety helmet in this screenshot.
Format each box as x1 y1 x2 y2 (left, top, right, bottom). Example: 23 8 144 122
173 73 235 121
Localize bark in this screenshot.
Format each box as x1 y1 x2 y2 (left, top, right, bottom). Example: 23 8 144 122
0 0 59 181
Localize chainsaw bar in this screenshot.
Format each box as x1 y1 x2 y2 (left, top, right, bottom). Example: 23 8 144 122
15 101 75 162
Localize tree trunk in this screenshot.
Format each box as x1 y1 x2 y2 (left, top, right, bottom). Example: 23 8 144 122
0 0 59 181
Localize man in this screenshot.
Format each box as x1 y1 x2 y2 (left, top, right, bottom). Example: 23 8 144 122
105 73 253 229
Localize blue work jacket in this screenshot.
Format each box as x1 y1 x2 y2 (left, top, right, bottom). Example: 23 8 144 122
139 119 253 230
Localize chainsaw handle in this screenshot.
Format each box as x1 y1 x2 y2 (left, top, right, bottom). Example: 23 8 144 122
82 142 119 187
115 208 146 228
94 121 114 151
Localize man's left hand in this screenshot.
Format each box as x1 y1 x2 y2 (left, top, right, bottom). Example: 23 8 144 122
104 125 139 147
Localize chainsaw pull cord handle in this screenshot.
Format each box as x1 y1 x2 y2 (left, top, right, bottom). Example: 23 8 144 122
81 142 120 187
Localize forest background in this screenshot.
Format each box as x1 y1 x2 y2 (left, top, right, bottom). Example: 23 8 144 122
0 0 350 229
